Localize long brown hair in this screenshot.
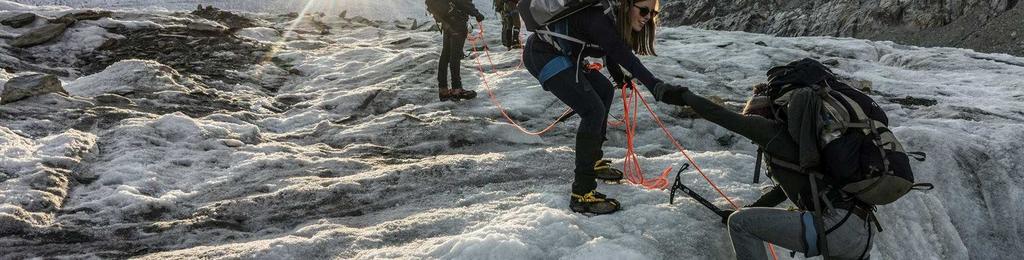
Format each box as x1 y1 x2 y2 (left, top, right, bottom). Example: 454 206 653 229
615 0 658 56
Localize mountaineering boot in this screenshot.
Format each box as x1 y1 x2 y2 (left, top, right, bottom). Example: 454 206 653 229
569 133 620 214
438 88 454 101
570 190 621 215
450 88 477 100
594 159 624 181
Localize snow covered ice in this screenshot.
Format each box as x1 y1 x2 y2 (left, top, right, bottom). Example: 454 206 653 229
2 1 1023 259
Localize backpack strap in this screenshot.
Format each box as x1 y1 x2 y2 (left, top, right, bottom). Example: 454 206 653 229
820 91 853 143
766 155 802 172
535 27 601 53
534 6 607 83
753 148 763 184
834 92 877 132
807 171 832 260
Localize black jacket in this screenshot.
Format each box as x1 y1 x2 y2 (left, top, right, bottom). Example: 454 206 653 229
447 0 484 20
524 7 662 91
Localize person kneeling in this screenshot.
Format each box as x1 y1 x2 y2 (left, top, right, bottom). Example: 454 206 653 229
658 58 929 259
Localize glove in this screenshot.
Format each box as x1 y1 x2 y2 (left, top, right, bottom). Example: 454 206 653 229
717 209 736 225
653 82 689 106
475 14 485 22
614 77 635 89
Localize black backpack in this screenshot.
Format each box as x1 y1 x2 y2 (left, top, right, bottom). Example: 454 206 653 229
517 0 614 54
425 0 452 18
759 58 933 206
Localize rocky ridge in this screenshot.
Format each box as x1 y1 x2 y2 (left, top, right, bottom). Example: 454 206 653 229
661 0 1024 56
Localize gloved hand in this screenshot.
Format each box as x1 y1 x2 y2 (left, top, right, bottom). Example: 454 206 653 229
716 209 736 225
653 82 689 106
614 76 635 89
475 14 486 23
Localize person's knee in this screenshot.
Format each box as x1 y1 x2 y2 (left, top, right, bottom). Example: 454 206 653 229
578 106 607 126
727 209 757 233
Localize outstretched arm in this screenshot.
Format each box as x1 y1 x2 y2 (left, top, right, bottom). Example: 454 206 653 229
677 89 801 163
452 0 484 18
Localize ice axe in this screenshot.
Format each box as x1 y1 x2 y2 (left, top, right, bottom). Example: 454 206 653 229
669 163 733 218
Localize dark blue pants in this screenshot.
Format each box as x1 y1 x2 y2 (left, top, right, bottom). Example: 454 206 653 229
524 37 615 193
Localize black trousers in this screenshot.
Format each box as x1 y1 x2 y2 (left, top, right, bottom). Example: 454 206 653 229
438 18 468 89
524 36 616 193
548 69 615 193
500 12 521 48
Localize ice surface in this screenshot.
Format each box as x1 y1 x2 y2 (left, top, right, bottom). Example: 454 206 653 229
64 59 197 97
1 1 1023 259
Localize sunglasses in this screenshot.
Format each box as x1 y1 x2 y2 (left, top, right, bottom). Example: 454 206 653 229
633 4 659 18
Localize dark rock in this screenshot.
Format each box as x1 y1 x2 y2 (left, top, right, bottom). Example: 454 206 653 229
661 0 1024 57
350 16 376 26
97 37 118 50
390 37 412 45
51 16 76 25
191 5 257 29
1 13 37 28
56 10 112 23
77 26 272 86
890 96 938 107
94 93 133 106
0 171 14 182
9 22 69 48
275 94 305 106
716 134 738 147
1 73 65 104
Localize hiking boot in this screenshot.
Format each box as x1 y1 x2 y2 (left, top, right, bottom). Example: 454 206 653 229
570 190 621 215
449 88 477 100
439 88 454 101
594 159 624 181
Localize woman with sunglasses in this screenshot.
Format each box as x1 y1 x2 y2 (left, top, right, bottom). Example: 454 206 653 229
523 0 688 215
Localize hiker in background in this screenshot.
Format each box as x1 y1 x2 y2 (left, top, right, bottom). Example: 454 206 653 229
658 58 930 259
426 0 486 101
494 0 522 49
520 0 687 215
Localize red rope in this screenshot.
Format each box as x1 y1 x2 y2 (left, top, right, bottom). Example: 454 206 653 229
464 20 774 260
621 83 672 189
621 81 779 258
467 22 571 136
624 81 738 206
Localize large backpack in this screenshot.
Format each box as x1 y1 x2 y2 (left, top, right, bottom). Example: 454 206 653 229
517 0 614 53
425 0 452 18
517 0 617 83
759 58 933 206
